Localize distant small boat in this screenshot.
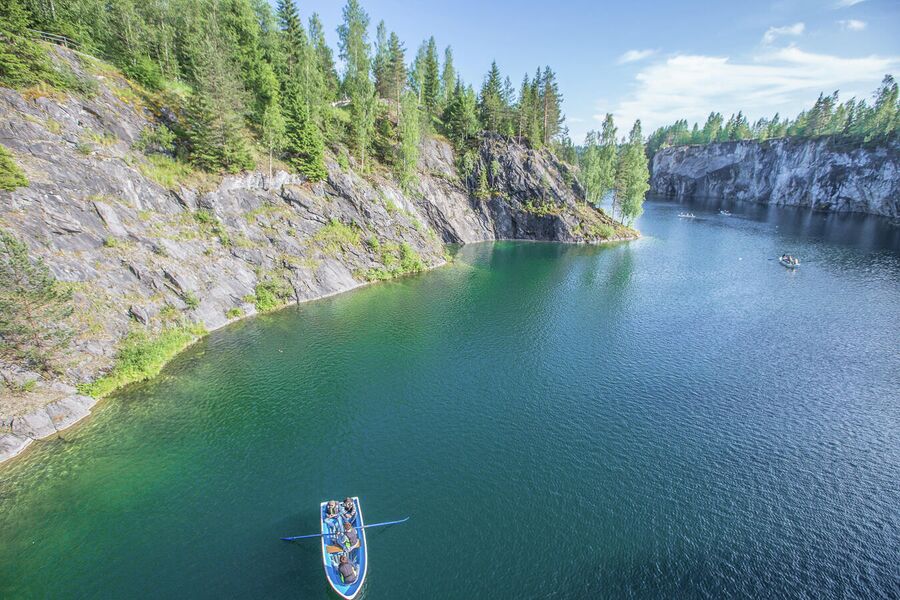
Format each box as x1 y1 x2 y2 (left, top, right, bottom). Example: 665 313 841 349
779 257 800 269
321 497 367 599
678 212 696 219
720 210 732 216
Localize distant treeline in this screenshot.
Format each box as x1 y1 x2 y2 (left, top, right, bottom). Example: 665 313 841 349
646 76 900 157
0 0 571 186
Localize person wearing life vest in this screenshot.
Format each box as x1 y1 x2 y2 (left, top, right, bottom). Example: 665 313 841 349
341 497 357 524
334 520 360 553
324 500 341 532
338 554 358 584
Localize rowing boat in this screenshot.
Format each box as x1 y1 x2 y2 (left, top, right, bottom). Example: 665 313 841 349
320 497 367 599
779 257 799 269
678 212 696 219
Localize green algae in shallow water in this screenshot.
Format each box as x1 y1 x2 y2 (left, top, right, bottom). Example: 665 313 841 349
3 199 900 599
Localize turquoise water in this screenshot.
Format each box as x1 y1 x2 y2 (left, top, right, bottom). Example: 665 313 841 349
2 198 899 599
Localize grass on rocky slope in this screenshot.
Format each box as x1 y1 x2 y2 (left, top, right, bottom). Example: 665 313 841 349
0 145 28 191
359 241 426 282
572 203 637 241
77 323 206 398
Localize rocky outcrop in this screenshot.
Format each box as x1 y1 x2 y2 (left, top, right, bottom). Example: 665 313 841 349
0 47 632 462
650 138 900 217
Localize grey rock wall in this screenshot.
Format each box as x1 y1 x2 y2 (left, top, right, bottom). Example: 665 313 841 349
650 139 899 217
0 49 631 462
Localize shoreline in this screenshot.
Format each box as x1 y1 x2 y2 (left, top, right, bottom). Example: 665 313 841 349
0 234 639 467
0 257 446 466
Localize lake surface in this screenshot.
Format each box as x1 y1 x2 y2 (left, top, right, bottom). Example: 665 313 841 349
2 198 899 599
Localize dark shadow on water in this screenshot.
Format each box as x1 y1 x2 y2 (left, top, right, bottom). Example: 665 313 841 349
650 194 900 253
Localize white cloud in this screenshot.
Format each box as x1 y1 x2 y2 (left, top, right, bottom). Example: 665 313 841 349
833 0 865 7
839 19 866 31
618 49 657 64
603 46 900 133
762 22 805 45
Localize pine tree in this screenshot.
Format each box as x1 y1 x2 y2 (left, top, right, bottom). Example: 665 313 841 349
515 74 532 143
308 13 339 101
373 21 391 100
440 46 455 109
422 36 440 116
443 79 478 150
474 164 490 200
385 32 406 104
867 75 898 143
185 33 254 173
337 0 376 167
479 61 505 133
282 81 326 181
0 230 73 371
539 67 563 146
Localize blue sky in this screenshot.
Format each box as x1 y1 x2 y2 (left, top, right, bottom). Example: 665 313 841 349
294 0 899 143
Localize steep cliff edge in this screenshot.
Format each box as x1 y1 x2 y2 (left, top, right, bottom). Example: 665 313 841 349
0 49 633 462
650 139 899 217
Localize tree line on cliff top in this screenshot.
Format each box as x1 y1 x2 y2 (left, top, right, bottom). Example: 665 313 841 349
646 76 900 157
0 0 571 192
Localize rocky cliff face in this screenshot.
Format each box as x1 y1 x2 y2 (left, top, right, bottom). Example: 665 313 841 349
0 48 631 461
650 139 900 217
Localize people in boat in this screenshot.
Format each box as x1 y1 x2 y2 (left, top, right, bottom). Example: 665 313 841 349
325 500 341 532
338 554 358 584
341 497 357 524
334 520 360 553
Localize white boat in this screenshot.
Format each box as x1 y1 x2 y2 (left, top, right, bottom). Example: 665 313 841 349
677 212 696 219
720 210 731 216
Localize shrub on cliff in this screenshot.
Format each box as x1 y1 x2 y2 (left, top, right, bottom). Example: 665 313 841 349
0 145 28 191
0 230 73 371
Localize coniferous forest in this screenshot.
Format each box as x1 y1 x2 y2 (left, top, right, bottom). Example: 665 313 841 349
645 77 899 157
0 0 576 192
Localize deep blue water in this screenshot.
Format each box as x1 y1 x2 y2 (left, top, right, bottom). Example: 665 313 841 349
1 197 899 598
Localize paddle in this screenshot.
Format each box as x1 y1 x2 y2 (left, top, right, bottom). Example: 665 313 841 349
281 517 410 541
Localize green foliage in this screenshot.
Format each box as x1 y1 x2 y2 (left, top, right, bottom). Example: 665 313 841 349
282 81 327 181
648 76 899 155
134 124 176 154
615 120 649 225
580 114 617 204
183 291 200 310
226 307 244 319
360 241 425 281
396 91 421 190
0 230 73 371
0 144 28 190
5 0 577 182
254 277 293 312
77 323 206 398
338 0 376 167
185 26 254 173
139 154 194 190
0 0 74 89
522 200 563 216
443 80 479 151
312 219 361 255
474 166 490 200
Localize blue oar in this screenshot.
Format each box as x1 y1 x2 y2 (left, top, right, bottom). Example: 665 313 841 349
281 517 410 541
